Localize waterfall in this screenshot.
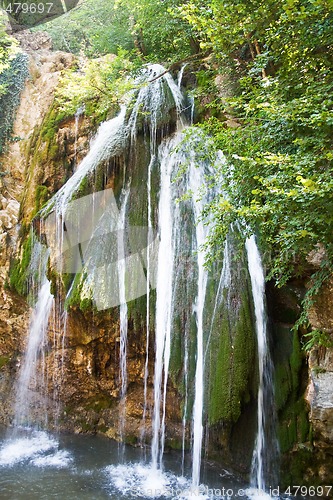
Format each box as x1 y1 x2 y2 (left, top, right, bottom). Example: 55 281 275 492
149 126 211 484
189 162 208 489
181 330 189 476
3 61 281 495
151 138 176 471
13 243 54 430
141 66 164 447
246 234 275 492
141 152 153 448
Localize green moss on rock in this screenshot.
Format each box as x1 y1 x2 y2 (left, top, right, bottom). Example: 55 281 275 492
9 232 33 296
208 289 256 424
273 326 310 454
0 356 10 369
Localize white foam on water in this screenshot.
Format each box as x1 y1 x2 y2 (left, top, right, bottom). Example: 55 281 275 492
105 463 196 498
31 449 73 468
0 431 57 466
105 463 236 499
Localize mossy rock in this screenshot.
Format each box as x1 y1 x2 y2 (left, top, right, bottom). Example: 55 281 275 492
84 395 115 412
207 243 257 426
0 356 10 369
9 232 33 296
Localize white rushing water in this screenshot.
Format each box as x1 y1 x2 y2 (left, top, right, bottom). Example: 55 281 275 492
245 235 269 493
14 249 54 429
151 138 176 471
74 105 84 170
42 105 127 217
181 330 189 476
141 65 168 446
189 161 209 489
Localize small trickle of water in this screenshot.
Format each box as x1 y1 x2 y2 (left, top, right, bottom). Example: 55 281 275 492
177 64 187 89
118 187 130 449
73 105 85 170
181 331 189 476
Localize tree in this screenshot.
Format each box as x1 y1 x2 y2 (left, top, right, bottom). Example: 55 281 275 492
178 0 333 328
114 0 200 61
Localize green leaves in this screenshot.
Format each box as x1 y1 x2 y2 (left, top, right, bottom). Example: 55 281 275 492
179 0 333 327
55 50 141 121
303 329 333 351
0 11 19 79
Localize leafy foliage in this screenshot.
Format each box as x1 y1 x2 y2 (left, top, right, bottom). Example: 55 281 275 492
35 0 133 56
303 329 333 352
178 0 333 331
0 16 28 171
114 0 199 61
55 49 142 121
39 0 198 61
0 53 29 157
0 11 18 81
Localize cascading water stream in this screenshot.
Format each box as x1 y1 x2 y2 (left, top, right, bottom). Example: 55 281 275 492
74 105 84 170
151 139 175 472
141 66 164 447
177 64 187 89
188 161 209 489
140 153 153 449
181 332 189 476
14 278 54 429
13 241 54 430
42 105 127 216
245 234 275 493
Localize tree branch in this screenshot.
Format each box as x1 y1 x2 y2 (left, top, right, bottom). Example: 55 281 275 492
148 52 211 83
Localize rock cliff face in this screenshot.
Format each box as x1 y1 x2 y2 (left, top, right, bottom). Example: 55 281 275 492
45 307 183 446
0 35 332 486
306 278 333 483
0 32 76 423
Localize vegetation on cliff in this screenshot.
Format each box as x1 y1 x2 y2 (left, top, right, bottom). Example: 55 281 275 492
176 0 333 336
0 13 28 165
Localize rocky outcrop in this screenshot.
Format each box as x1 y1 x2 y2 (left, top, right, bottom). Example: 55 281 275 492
0 33 78 423
306 277 333 483
42 307 183 446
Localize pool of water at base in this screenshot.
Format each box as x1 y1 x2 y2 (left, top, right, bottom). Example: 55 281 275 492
0 426 290 500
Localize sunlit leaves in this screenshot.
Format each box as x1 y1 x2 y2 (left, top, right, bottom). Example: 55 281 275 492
0 11 19 94
55 50 140 119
